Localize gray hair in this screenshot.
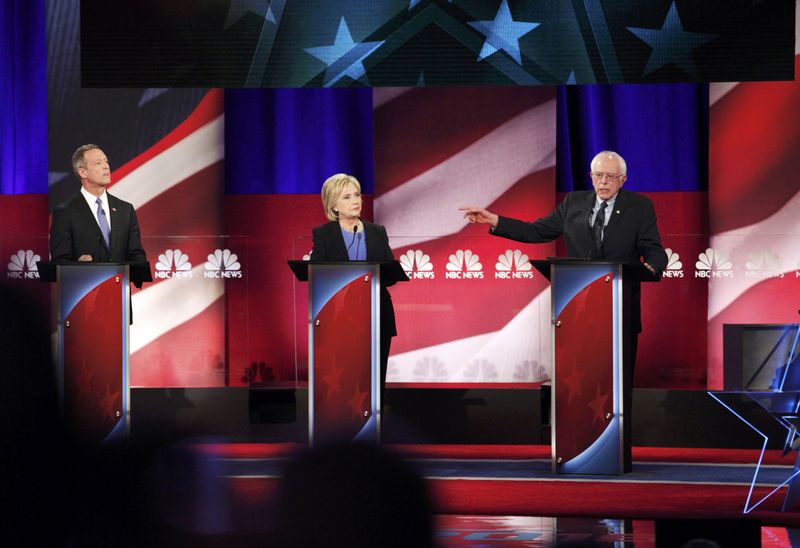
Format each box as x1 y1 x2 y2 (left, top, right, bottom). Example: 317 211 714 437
71 144 102 178
590 150 627 176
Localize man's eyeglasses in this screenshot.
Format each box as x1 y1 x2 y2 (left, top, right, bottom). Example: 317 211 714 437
591 172 624 182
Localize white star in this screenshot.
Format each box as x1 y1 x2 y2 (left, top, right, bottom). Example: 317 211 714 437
627 2 716 78
468 0 540 65
304 18 384 86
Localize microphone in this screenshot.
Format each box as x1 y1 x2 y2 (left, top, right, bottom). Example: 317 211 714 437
346 223 359 252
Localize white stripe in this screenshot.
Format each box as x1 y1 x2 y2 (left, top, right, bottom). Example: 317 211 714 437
111 116 225 209
372 87 413 108
709 82 739 106
375 100 556 247
708 189 800 319
130 264 224 354
387 290 551 383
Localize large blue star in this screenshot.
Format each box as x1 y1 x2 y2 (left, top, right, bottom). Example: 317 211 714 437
627 2 716 78
304 18 384 86
468 0 540 65
709 390 800 513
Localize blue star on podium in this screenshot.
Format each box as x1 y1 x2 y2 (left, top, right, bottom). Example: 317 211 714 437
627 2 716 78
304 18 384 86
468 0 540 65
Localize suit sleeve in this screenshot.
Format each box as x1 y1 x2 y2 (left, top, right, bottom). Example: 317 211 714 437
311 226 328 260
49 206 73 262
126 207 147 263
492 199 566 244
378 225 398 287
636 198 668 274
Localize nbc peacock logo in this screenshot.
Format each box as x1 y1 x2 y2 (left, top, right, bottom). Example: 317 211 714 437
204 249 243 279
155 249 193 279
745 250 783 279
494 249 534 279
662 248 684 278
445 250 484 279
7 250 40 279
399 250 435 279
695 248 733 278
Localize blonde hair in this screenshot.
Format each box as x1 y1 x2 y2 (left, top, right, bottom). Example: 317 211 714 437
321 173 361 221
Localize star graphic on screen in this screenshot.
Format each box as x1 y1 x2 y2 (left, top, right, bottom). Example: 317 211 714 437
468 0 540 65
224 0 276 29
408 0 452 9
304 17 384 86
587 385 609 426
561 363 585 406
320 361 346 402
347 383 369 420
627 2 716 79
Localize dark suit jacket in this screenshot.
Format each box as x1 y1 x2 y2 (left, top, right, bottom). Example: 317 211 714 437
493 188 667 333
50 192 147 264
311 220 397 338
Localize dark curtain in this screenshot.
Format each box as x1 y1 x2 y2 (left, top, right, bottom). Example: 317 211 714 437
0 0 47 194
225 88 374 194
556 84 708 192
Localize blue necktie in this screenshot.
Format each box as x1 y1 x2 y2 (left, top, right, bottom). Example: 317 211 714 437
96 197 111 248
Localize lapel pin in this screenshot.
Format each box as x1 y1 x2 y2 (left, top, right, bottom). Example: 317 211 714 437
112 207 117 212
616 210 621 214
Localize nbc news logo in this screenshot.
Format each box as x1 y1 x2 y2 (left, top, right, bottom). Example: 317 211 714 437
745 250 783 279
445 250 484 279
204 249 243 278
155 249 193 279
495 249 534 279
695 248 733 279
7 250 40 279
662 248 684 278
399 250 435 279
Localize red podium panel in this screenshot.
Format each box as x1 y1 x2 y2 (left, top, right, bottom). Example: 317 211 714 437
312 273 374 444
289 260 407 445
39 261 151 446
63 274 125 446
534 259 656 475
554 272 615 465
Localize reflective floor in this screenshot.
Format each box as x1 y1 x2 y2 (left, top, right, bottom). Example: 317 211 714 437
435 515 800 547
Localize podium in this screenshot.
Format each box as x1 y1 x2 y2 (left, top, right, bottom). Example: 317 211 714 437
38 261 151 446
532 258 657 475
289 260 407 445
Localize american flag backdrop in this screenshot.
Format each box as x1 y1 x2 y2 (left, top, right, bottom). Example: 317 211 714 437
706 45 800 389
374 86 557 385
31 1 800 390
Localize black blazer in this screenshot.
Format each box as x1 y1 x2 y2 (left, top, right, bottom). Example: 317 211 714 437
493 188 667 333
50 192 147 263
311 220 397 338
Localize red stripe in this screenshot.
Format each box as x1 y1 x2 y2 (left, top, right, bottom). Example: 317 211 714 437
375 87 555 195
709 56 800 233
131 298 225 387
390 168 556 354
135 162 224 239
108 89 224 186
431 479 792 524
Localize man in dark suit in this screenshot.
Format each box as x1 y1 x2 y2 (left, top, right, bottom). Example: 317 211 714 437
50 144 146 265
461 150 667 469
